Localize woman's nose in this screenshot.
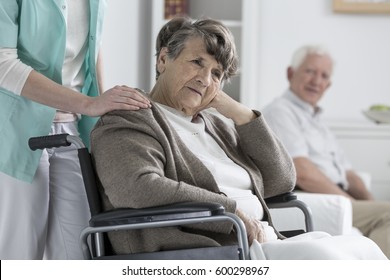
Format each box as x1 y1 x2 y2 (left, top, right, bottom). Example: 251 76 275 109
196 68 211 86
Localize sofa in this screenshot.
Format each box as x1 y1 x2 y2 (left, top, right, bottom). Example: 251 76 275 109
269 172 370 236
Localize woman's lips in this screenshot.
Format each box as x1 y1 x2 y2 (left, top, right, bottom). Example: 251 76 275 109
187 87 202 96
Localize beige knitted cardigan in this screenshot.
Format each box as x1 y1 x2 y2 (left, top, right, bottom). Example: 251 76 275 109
90 103 296 254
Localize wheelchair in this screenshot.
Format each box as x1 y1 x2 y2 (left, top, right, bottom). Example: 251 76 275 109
29 134 313 260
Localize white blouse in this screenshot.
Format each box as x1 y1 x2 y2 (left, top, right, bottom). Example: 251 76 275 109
157 103 265 220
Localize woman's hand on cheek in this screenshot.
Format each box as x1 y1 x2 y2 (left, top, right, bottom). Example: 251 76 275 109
207 89 228 110
208 90 256 125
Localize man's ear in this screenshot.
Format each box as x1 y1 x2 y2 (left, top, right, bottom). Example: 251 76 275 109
157 47 168 74
287 67 294 82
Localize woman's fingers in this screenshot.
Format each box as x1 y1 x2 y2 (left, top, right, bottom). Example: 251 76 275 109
86 86 151 116
235 208 265 245
246 218 266 245
114 86 151 108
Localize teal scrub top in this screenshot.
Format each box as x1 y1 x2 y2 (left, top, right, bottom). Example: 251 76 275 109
0 0 107 182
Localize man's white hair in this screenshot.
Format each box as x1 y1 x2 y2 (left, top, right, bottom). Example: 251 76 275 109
290 45 334 71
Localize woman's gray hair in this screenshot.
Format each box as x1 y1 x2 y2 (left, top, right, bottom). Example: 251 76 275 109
290 45 334 71
155 16 238 82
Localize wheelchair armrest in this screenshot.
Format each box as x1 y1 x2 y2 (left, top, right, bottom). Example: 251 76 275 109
264 191 297 204
82 202 249 260
90 201 225 227
265 192 314 232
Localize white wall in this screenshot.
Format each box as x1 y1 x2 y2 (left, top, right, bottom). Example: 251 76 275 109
255 0 390 122
101 0 152 92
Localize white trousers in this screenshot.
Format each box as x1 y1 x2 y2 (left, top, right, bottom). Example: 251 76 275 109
0 122 90 259
250 231 388 260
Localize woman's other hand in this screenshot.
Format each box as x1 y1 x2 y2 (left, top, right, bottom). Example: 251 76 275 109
235 208 265 245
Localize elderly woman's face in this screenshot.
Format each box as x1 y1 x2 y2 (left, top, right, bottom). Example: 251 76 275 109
156 37 224 116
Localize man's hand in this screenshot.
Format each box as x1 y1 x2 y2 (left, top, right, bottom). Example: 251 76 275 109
346 170 374 200
294 157 354 199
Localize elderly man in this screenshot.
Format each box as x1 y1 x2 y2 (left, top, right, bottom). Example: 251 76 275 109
262 45 390 258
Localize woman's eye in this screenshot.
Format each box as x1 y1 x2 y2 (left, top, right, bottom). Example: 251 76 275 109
192 59 202 66
213 71 222 80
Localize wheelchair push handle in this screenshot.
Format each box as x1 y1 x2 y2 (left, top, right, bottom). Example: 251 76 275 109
29 133 86 151
28 134 71 151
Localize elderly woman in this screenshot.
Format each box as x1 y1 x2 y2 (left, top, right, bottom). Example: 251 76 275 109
90 17 386 259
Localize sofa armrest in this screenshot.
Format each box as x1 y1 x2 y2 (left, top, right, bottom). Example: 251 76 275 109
269 192 355 236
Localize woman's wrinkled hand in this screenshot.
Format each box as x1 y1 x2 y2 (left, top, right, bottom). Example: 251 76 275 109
207 90 255 125
85 85 151 117
235 208 266 245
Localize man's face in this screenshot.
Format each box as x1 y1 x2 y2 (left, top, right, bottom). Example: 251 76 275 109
288 54 333 107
